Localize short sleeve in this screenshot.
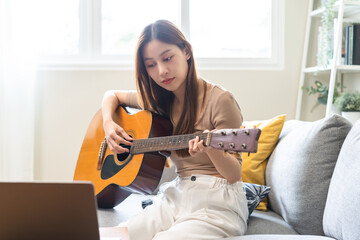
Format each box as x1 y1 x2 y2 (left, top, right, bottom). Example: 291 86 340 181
125 91 143 109
211 91 243 130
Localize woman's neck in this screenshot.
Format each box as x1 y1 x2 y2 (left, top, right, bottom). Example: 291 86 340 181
173 77 203 104
173 82 186 105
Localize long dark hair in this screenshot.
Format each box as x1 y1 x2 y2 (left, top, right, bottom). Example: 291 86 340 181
135 20 205 157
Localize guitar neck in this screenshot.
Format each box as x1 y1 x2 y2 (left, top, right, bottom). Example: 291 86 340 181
130 132 210 154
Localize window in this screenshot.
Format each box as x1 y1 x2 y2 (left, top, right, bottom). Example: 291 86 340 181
35 0 79 55
190 0 272 59
102 0 180 56
36 0 284 70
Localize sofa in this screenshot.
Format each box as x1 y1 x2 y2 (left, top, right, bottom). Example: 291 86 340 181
98 114 360 240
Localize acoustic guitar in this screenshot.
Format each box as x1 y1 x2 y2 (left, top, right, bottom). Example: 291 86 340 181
74 106 261 208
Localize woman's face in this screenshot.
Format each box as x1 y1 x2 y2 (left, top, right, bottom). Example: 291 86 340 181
143 39 190 96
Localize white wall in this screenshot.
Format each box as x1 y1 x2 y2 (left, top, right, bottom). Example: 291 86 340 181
34 0 310 181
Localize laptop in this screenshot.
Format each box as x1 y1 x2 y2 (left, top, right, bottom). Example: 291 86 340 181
0 181 120 240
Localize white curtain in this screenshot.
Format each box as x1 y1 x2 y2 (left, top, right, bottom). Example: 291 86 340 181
0 0 37 180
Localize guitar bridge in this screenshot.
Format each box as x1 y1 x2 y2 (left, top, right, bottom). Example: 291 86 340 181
97 138 108 170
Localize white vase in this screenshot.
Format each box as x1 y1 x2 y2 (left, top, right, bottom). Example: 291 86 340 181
341 112 360 125
332 104 341 115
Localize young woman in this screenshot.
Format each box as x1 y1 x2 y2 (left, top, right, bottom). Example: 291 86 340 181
100 20 248 240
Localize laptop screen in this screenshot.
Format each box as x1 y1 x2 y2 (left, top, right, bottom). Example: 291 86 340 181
0 181 101 240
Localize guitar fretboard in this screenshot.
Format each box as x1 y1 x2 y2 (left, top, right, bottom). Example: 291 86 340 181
130 132 209 154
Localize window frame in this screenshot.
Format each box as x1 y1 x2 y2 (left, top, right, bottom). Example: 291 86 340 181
37 0 284 71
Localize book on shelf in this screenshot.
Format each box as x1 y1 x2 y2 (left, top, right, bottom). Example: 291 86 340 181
353 24 360 65
344 24 360 65
331 19 351 65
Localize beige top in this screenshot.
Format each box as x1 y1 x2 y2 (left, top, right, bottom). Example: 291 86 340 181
125 84 243 177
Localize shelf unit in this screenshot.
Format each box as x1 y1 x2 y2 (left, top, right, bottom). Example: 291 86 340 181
296 0 360 120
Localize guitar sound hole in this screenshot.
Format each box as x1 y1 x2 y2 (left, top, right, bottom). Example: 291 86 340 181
116 136 133 162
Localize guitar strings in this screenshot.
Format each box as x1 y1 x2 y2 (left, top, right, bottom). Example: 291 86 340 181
130 133 209 154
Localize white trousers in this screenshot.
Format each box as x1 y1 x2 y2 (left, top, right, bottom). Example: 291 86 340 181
125 175 249 240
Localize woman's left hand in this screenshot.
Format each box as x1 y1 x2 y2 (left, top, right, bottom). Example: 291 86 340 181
188 130 214 156
189 129 241 183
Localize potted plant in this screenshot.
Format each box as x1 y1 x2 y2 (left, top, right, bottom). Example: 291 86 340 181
335 91 360 124
302 80 342 112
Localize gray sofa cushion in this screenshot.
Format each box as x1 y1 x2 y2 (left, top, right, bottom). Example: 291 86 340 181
224 235 335 240
245 210 298 235
323 120 360 240
265 115 352 235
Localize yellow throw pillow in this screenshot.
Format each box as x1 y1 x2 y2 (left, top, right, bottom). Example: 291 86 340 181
241 114 286 211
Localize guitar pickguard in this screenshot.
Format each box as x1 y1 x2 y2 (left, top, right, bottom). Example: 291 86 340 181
101 152 133 180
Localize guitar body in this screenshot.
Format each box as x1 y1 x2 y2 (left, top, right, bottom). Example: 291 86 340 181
74 106 173 208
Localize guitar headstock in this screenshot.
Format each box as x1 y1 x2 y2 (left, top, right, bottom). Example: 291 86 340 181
209 128 261 153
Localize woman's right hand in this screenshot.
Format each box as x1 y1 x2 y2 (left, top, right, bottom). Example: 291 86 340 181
103 119 133 154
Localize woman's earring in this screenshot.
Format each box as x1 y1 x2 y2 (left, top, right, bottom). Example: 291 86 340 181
186 53 191 61
186 54 191 62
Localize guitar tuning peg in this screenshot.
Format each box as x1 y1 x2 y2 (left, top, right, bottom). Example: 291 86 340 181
218 142 224 148
244 130 249 135
221 131 226 136
232 130 237 136
229 143 235 149
241 143 247 149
